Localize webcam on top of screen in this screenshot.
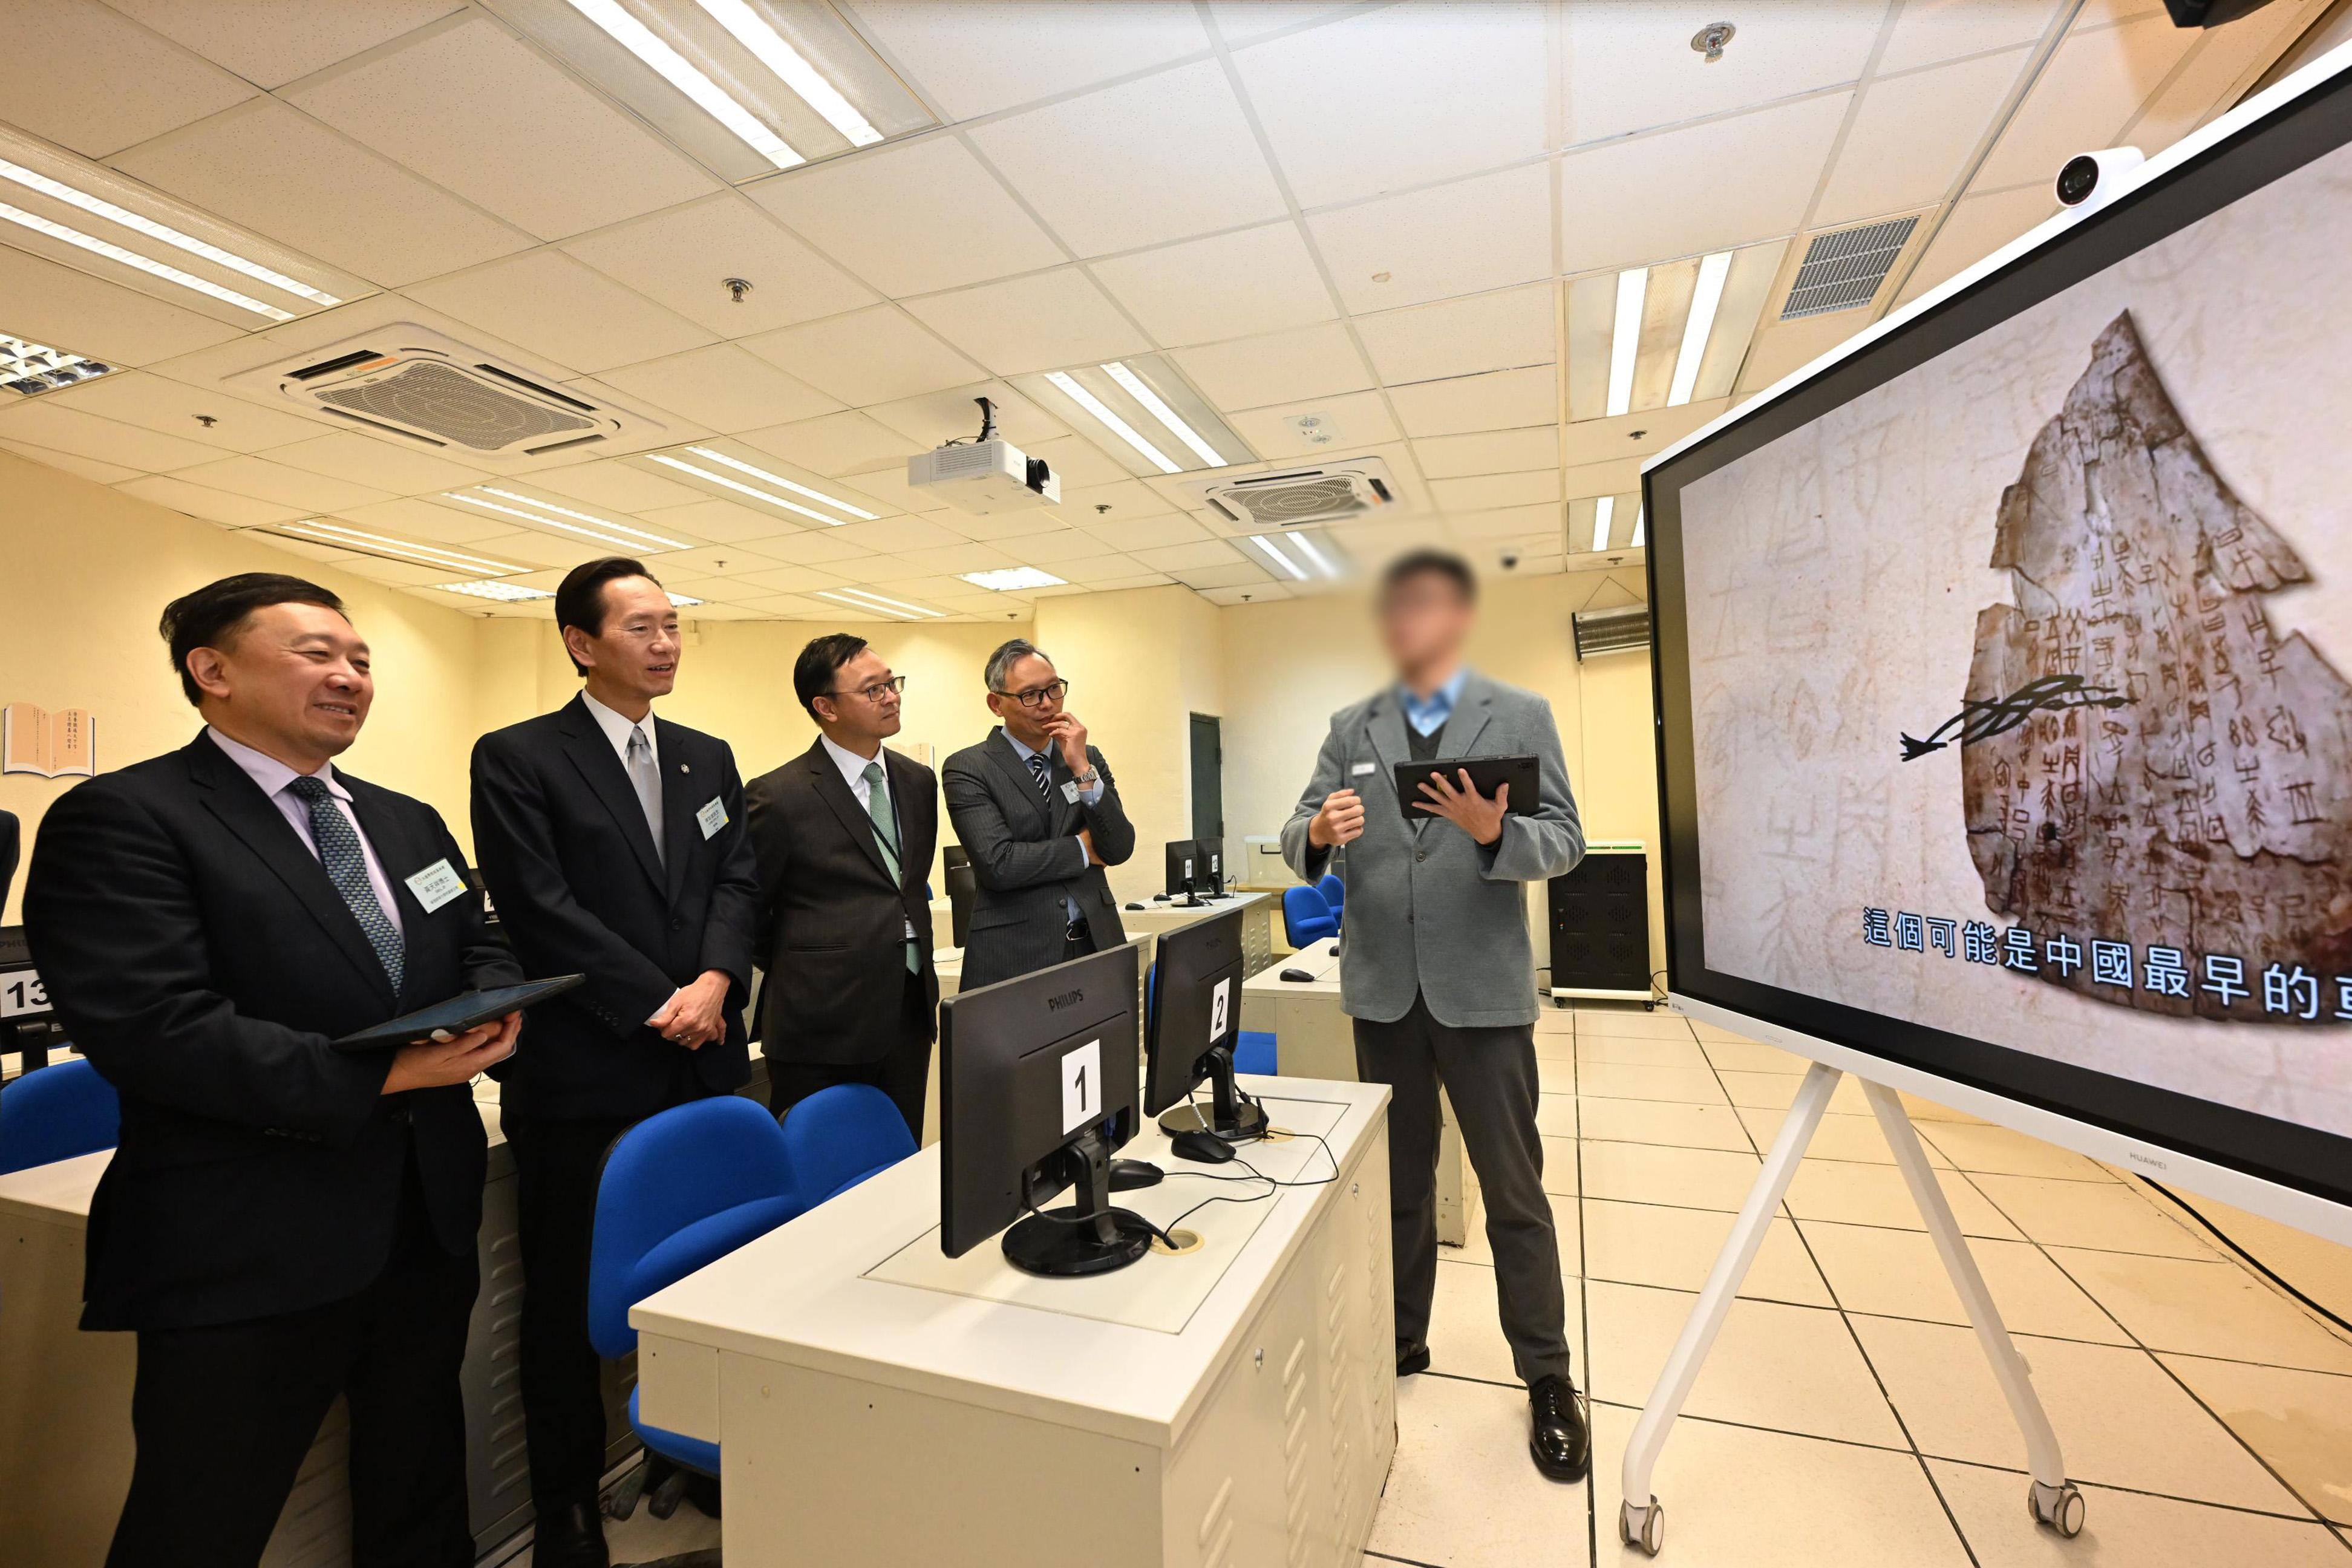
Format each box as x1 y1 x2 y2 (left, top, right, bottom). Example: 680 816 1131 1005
2055 146 2145 212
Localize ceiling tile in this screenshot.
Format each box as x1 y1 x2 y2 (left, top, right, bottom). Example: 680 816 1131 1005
1557 92 1853 275
41 372 325 454
1385 365 1557 439
113 473 301 525
1090 221 1336 348
828 514 972 554
0 246 244 367
1560 1 1880 146
1557 400 1723 465
932 505 1069 543
596 344 841 434
829 462 954 517
642 543 785 578
1442 501 1562 542
1054 478 1179 525
405 250 715 376
1195 581 1292 604
1171 323 1372 413
169 453 393 511
1973 14 2197 191
1817 50 2030 227
561 195 877 339
261 430 491 494
105 0 466 89
743 411 916 477
285 16 719 243
1877 0 2063 75
337 495 515 544
1236 2 1550 207
742 307 984 407
843 1 1212 120
2126 1 2311 149
1225 390 1400 459
1057 553 1154 584
1079 513 1209 551
1130 538 1243 572
1414 427 1559 479
863 381 1066 449
1308 163 1552 313
1022 434 1130 490
1 439 142 485
748 137 1065 299
738 528 878 566
529 459 707 514
636 499 800 545
1896 185 2058 304
1429 470 1561 511
969 60 1285 256
0 398 225 471
734 564 854 596
901 269 1149 376
1169 560 1273 590
0 0 255 157
110 97 533 288
460 528 616 570
1004 532 1122 567
1355 284 1555 385
892 541 1019 576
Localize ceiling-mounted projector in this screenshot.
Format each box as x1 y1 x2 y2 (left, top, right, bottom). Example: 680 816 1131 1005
907 397 1060 515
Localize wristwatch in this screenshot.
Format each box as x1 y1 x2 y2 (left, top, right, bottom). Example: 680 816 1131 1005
1073 766 1101 788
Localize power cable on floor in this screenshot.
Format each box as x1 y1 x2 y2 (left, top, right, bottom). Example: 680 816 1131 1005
2136 1176 2352 1336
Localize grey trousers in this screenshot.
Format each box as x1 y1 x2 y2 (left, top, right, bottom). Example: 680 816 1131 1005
1354 991 1572 1385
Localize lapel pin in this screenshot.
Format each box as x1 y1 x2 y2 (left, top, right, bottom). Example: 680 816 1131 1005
680 762 691 773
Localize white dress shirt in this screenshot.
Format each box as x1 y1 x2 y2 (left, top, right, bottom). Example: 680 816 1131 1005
206 727 404 936
822 734 919 941
581 688 658 768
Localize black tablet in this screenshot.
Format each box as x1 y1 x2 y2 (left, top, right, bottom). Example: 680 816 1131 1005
332 975 585 1052
1392 756 1541 825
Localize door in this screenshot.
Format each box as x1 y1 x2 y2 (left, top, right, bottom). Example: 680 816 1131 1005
1188 713 1224 848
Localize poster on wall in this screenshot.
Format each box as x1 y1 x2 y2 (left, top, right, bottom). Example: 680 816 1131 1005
1 703 96 779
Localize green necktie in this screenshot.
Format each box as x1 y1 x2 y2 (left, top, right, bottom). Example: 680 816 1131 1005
863 762 920 975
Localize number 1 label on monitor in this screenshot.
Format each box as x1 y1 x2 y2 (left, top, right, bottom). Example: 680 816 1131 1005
1209 977 1232 1043
1061 1039 1102 1133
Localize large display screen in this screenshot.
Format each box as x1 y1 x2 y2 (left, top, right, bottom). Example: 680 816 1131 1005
1646 58 2352 1210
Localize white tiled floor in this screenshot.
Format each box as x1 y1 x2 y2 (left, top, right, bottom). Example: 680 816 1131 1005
535 1002 2352 1568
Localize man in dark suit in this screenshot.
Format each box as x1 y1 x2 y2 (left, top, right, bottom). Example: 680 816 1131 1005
745 634 938 1135
469 557 760 1567
1 806 17 910
942 639 1135 992
25 573 522 1568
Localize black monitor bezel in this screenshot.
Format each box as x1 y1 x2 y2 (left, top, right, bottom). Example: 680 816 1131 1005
1163 838 1200 897
1143 907 1247 1117
1642 60 2352 1212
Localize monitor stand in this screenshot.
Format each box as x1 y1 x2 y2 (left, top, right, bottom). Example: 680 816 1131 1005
1002 1127 1157 1278
1154 1046 1268 1143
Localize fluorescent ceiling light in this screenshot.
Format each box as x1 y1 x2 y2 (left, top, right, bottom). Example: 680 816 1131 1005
0 156 338 309
1629 503 1645 548
959 567 1065 592
647 451 855 526
667 591 704 607
1287 531 1341 580
1246 534 1310 582
0 332 111 396
446 486 687 550
1045 370 1178 475
1100 361 1223 468
564 0 802 169
1591 496 1615 554
278 519 520 576
0 199 292 321
695 0 881 146
437 579 552 602
1606 269 1646 419
815 587 943 621
684 446 875 518
1667 251 1731 407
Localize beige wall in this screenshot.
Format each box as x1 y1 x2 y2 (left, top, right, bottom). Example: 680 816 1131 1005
0 452 492 921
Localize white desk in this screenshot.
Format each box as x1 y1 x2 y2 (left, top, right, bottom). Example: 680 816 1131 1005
1240 945 1477 1249
633 1077 1396 1568
1116 889 1276 976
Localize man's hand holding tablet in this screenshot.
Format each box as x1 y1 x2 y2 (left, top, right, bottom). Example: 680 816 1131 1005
382 1012 521 1093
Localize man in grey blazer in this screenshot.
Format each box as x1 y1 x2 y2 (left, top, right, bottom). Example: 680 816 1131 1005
942 639 1135 991
1282 550 1590 1482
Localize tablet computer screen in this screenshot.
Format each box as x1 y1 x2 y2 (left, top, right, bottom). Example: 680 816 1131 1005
331 974 584 1052
1392 756 1541 825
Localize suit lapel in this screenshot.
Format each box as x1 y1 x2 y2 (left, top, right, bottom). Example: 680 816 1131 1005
1362 692 1417 831
186 738 396 1006
883 749 929 896
982 728 1056 832
806 742 894 885
555 696 665 895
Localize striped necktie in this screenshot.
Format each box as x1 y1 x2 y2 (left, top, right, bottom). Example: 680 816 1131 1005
1027 751 1053 802
287 776 404 993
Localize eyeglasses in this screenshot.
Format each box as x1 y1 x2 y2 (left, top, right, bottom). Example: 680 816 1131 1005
993 679 1070 709
828 675 906 703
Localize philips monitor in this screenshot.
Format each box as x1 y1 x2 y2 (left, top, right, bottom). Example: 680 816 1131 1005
1197 837 1227 897
1161 838 1205 906
1643 48 2352 1242
938 941 1155 1275
1143 908 1266 1144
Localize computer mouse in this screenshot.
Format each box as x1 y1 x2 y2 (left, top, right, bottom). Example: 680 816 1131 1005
1170 1129 1238 1164
1125 901 1145 910
1325 942 1341 956
1280 967 1315 982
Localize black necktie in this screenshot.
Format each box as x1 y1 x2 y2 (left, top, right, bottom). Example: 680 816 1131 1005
287 776 405 993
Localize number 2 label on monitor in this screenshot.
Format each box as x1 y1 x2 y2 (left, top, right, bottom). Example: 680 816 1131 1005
1061 1039 1103 1133
1209 977 1232 1042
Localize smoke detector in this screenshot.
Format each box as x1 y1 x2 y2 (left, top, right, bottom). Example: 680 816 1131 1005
1191 456 1400 531
237 325 662 460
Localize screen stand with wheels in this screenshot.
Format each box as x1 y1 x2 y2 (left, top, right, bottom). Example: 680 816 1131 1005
1616 1063 2085 1558
1154 1045 1268 1143
1001 1126 1157 1278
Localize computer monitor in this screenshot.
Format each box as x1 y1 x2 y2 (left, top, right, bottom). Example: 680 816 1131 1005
939 941 1155 1276
1161 839 1205 906
942 857 976 949
1143 908 1267 1144
1195 837 1227 898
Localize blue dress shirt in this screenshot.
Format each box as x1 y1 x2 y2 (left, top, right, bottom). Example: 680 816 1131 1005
1398 668 1469 738
1004 731 1102 921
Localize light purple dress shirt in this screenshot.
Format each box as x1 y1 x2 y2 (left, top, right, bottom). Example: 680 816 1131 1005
206 727 405 938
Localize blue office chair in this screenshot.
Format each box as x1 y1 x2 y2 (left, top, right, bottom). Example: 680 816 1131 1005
1232 1031 1278 1077
779 1083 917 1207
1282 884 1339 948
589 1097 801 1520
1316 872 1346 927
0 1057 119 1175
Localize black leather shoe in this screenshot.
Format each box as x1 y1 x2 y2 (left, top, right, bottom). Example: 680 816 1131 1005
1527 1373 1591 1482
534 1499 610 1568
1396 1342 1431 1377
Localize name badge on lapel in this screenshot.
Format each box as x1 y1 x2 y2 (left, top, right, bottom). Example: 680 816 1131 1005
696 797 729 840
1060 779 1082 804
1350 762 1376 777
405 858 468 913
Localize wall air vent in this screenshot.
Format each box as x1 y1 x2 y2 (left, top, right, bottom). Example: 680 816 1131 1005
1191 456 1399 531
1573 603 1651 661
1779 215 1919 320
240 326 662 459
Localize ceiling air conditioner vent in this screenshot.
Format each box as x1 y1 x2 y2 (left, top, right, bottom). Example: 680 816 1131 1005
1779 215 1919 320
1191 457 1398 530
1573 603 1651 661
241 326 662 459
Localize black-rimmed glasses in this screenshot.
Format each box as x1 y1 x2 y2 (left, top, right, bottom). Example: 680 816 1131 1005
830 675 907 703
993 679 1070 708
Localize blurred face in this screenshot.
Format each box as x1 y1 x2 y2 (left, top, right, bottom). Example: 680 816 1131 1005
567 575 679 711
987 653 1063 747
814 647 903 750
1379 570 1475 679
186 601 371 769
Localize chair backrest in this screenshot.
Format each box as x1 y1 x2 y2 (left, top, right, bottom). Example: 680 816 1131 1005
587 1097 799 1359
0 1057 120 1175
779 1083 916 1209
1282 884 1339 947
1232 1031 1278 1076
1316 872 1346 918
